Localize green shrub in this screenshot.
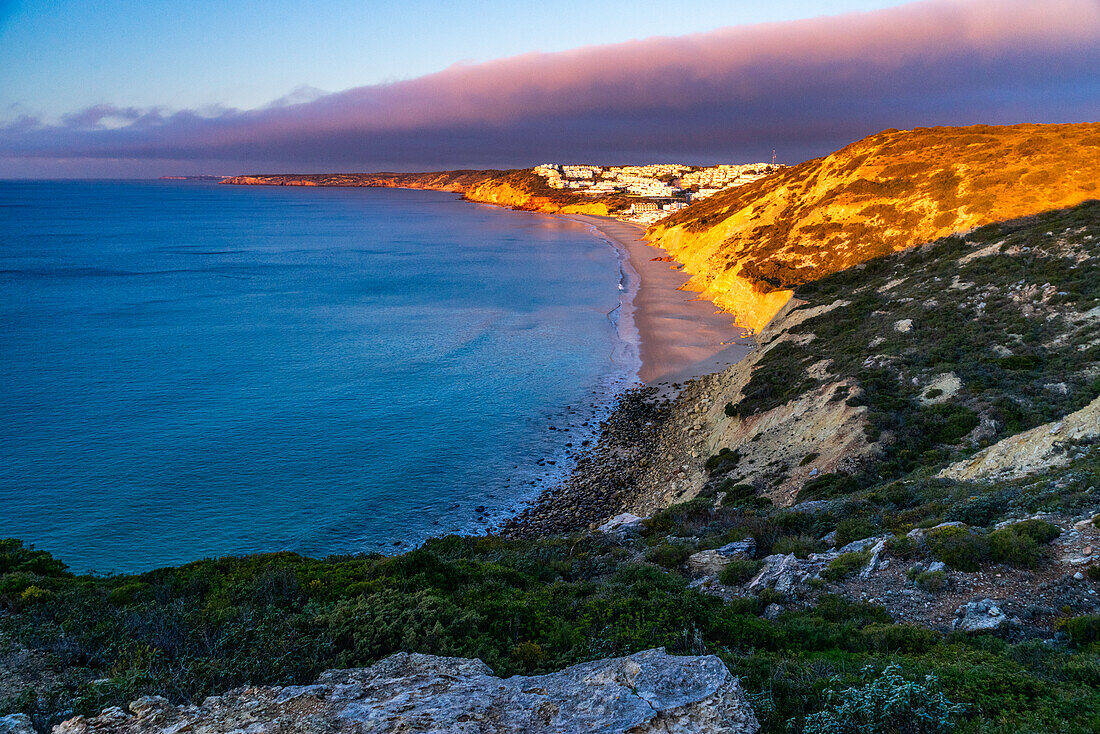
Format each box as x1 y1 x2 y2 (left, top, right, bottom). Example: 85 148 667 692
926 527 988 572
886 534 919 560
773 535 821 559
1009 519 1061 544
719 483 757 506
1088 565 1100 582
509 641 546 671
799 452 820 466
645 543 692 569
822 552 870 581
987 528 1043 569
0 538 69 577
705 448 741 474
720 560 764 586
913 570 947 593
798 472 861 501
861 623 940 654
945 492 1011 526
835 518 879 548
1059 614 1100 647
796 664 963 734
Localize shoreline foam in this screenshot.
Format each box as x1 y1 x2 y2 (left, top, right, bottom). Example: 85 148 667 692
566 214 750 392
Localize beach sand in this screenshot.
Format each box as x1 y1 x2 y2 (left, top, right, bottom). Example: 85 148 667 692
568 214 751 390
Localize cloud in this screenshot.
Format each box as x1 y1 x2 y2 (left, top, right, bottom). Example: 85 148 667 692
3 0 1099 175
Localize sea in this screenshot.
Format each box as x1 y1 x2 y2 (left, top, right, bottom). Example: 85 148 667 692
0 180 638 573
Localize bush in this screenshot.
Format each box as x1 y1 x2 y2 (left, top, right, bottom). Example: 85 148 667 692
0 539 69 577
926 527 988 572
1009 519 1061 544
645 542 692 569
1059 614 1100 647
861 624 940 654
835 518 879 548
799 452 820 466
796 664 964 734
886 534 920 560
720 560 764 586
987 528 1042 569
705 448 741 474
719 482 757 506
822 552 870 582
510 641 546 671
798 473 861 501
913 570 947 593
773 535 821 559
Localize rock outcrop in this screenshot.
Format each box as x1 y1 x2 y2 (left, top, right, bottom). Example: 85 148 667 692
53 649 759 734
938 395 1100 481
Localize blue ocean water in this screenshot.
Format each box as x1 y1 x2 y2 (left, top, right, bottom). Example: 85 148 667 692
0 180 636 573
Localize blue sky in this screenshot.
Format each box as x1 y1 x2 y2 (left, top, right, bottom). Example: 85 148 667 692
0 0 908 121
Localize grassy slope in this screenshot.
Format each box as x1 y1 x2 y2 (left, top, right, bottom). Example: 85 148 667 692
646 123 1100 330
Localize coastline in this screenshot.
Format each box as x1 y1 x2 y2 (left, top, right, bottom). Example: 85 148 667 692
501 214 752 537
567 214 750 390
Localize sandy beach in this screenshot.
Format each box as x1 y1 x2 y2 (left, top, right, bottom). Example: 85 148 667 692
567 214 750 388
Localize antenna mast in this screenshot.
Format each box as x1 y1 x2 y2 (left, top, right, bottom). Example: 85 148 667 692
772 149 776 166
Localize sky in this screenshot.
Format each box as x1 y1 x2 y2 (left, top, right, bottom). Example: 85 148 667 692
1 0 1098 177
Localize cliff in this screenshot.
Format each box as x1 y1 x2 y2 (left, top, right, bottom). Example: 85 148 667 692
222 169 626 216
647 123 1100 331
627 200 1100 509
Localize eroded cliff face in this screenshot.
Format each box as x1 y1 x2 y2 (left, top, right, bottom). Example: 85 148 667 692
221 170 621 216
624 199 1100 512
646 123 1100 332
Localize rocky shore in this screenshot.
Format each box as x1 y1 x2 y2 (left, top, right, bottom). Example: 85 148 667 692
502 387 671 536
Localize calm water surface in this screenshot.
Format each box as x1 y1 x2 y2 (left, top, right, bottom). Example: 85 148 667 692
0 181 635 572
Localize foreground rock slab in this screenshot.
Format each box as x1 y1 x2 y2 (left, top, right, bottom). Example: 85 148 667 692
54 649 759 734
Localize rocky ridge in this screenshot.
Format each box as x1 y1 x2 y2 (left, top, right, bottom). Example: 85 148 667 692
39 650 758 734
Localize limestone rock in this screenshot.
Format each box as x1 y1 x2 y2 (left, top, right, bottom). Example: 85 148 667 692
939 395 1100 481
747 554 802 593
859 539 889 579
52 650 759 734
952 599 1011 632
0 714 35 734
597 512 645 536
688 539 757 577
838 534 891 554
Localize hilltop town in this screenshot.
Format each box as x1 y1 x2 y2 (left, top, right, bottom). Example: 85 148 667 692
533 161 782 224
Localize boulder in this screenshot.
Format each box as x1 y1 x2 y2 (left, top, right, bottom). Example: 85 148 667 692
952 598 1011 632
837 534 891 554
747 554 802 593
597 513 645 536
859 539 889 579
0 715 35 734
688 539 758 576
52 650 759 734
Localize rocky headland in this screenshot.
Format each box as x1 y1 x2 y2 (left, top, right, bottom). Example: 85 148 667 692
222 169 626 216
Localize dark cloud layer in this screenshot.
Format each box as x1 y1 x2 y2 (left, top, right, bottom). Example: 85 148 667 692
3 0 1100 176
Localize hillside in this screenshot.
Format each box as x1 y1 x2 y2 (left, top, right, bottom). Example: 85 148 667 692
221 169 627 216
648 123 1100 331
